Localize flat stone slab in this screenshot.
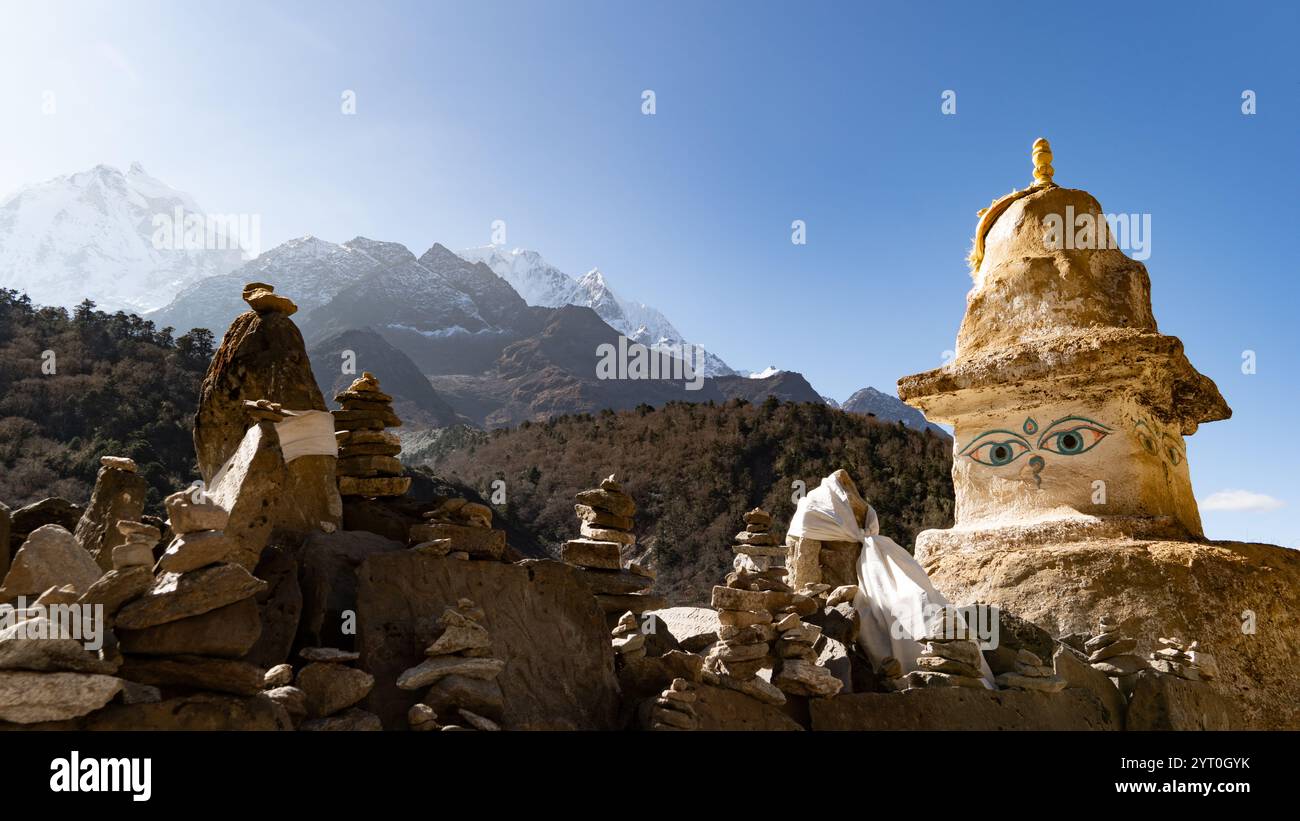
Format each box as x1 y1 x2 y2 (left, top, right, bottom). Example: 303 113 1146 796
357 552 619 730
0 671 122 723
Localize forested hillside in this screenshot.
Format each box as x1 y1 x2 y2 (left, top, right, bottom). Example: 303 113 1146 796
430 398 955 603
0 290 213 510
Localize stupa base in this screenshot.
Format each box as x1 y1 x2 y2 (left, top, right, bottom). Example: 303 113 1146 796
917 532 1300 729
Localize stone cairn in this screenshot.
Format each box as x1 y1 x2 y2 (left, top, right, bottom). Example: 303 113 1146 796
409 498 505 561
332 372 411 499
894 608 985 691
611 610 647 663
260 647 378 731
772 611 843 697
562 475 662 616
644 677 699 731
397 598 506 731
242 281 297 315
994 648 1066 693
734 507 785 570
1084 616 1149 686
1149 637 1218 682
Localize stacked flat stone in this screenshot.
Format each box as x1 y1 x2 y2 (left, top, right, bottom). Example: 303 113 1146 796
611 610 647 662
409 498 505 561
994 647 1066 693
1085 616 1148 680
155 490 231 574
898 627 986 691
397 598 506 731
112 519 160 571
332 372 410 498
772 612 843 697
734 507 785 570
274 647 380 731
242 281 297 316
646 678 699 731
1149 637 1218 682
563 475 664 614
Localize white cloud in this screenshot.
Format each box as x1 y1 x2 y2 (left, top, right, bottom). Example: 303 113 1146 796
1199 489 1285 513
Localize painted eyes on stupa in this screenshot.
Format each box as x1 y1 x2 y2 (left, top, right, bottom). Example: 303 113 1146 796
1038 423 1108 455
961 416 1111 466
965 437 1031 466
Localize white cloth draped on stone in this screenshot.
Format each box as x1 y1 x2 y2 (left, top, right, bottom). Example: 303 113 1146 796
786 473 995 688
273 410 339 462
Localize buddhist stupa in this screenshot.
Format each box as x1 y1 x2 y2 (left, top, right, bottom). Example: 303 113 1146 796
899 138 1230 553
896 140 1300 730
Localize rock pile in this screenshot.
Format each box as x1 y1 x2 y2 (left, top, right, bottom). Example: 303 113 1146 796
290 647 380 731
562 476 663 615
644 678 698 731
409 498 505 561
1148 637 1217 682
332 373 410 499
75 456 147 572
734 507 784 569
611 610 646 662
701 570 809 706
242 281 297 316
897 626 986 691
1084 616 1148 681
994 648 1066 693
772 612 842 697
397 598 506 730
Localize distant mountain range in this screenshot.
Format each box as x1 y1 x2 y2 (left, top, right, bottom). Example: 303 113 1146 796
0 163 244 314
0 163 941 436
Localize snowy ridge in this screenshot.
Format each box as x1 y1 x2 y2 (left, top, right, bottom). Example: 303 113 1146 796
460 245 737 377
0 163 245 313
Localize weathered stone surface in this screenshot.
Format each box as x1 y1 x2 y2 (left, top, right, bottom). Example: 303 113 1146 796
155 531 233 574
421 674 505 723
575 568 652 596
0 525 103 599
574 488 635 518
115 564 267 630
646 607 717 653
1124 669 1240 730
574 504 633 531
300 707 382 731
923 538 1300 728
693 684 803 731
293 529 404 649
164 490 229 534
0 671 122 723
561 538 622 569
0 618 119 674
358 553 620 730
262 685 306 720
300 647 360 663
264 664 294 688
117 598 262 658
408 522 505 559
338 476 411 497
711 585 790 612
203 423 288 570
296 661 375 718
811 687 1115 730
242 544 302 668
76 566 153 623
74 466 148 572
1052 645 1124 730
596 592 667 614
8 498 81 555
118 655 265 696
82 692 292 730
396 656 504 690
195 308 341 538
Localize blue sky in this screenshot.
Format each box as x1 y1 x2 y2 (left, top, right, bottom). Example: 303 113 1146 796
1 0 1296 545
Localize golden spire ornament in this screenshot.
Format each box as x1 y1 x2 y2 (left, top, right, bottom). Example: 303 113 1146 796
1031 137 1054 187
968 137 1058 273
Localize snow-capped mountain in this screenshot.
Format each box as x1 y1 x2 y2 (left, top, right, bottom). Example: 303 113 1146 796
840 386 948 436
0 163 246 313
459 245 737 377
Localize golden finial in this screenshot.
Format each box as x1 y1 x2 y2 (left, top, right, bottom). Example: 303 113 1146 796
1031 137 1054 187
